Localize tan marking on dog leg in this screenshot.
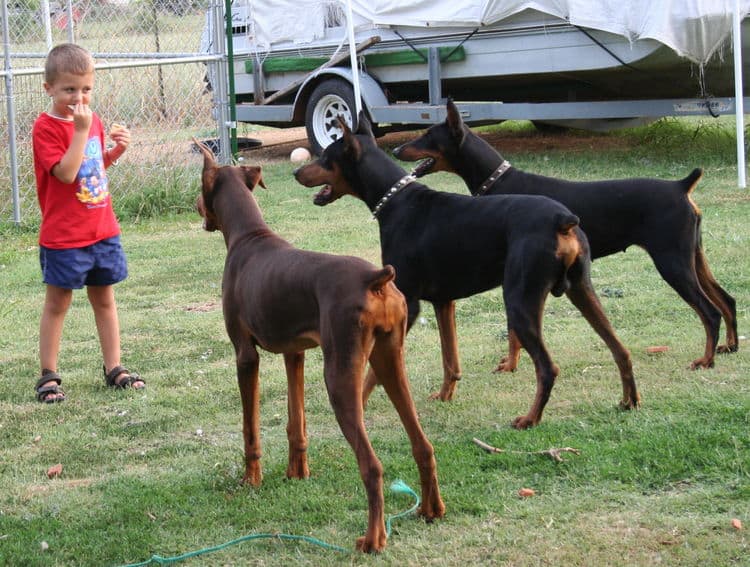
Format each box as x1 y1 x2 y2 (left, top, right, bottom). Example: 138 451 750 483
495 329 522 372
430 301 462 401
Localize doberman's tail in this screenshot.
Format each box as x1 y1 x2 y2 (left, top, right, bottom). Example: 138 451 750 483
367 265 396 291
682 168 703 194
365 265 403 335
682 168 704 216
556 213 579 234
551 213 582 297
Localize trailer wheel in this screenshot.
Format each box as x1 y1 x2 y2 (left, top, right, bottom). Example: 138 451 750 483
305 79 357 155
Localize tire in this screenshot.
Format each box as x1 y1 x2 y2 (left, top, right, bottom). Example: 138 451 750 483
305 79 357 155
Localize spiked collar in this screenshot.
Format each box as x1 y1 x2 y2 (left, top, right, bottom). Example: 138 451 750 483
475 160 512 196
371 173 417 219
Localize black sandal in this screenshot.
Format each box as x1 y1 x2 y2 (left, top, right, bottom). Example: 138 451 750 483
36 370 66 403
104 365 145 389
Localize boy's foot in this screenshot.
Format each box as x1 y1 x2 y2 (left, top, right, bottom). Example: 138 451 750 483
104 365 145 389
36 370 66 403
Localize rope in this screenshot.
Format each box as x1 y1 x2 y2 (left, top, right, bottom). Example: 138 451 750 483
385 479 420 537
120 480 420 566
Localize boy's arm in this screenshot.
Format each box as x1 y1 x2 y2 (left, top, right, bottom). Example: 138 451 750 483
51 104 92 184
105 123 131 168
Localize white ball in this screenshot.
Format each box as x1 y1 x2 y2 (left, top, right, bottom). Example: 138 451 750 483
290 147 311 163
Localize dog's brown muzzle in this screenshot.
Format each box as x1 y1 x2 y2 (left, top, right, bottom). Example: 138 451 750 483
392 144 436 178
195 194 218 231
294 164 338 207
312 185 334 206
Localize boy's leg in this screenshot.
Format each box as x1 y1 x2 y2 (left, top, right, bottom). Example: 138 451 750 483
87 285 144 389
38 284 73 401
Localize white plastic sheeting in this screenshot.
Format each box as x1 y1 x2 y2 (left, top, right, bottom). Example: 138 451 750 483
246 0 750 64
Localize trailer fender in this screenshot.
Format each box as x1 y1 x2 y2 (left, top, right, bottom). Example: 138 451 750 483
293 68 388 123
295 68 389 154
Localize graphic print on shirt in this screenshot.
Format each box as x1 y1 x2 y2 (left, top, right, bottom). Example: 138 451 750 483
76 136 109 207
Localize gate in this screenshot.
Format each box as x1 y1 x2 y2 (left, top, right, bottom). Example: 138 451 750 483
1 0 232 224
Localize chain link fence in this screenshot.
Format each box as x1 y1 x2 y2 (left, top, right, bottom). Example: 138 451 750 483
1 0 232 225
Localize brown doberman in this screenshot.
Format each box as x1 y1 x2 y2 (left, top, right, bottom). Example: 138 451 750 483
294 116 640 429
194 140 444 553
392 100 737 370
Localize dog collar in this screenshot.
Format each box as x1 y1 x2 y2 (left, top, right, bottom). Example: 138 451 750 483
372 173 417 218
475 160 511 196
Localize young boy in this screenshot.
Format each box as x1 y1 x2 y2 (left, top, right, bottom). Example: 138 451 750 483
32 43 144 403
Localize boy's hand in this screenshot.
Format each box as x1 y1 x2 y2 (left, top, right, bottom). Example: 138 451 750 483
109 123 131 152
69 103 92 133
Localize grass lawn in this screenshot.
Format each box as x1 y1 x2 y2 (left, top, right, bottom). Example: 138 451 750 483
0 117 748 566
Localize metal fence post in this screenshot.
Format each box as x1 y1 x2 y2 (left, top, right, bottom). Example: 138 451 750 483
40 0 53 49
210 0 230 164
2 0 22 224
64 0 75 42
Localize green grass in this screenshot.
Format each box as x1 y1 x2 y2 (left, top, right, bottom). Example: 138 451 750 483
0 117 748 566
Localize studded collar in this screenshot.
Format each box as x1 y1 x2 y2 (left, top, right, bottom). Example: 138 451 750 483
475 160 512 196
371 173 417 219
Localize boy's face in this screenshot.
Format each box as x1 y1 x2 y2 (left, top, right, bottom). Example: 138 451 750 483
43 71 94 118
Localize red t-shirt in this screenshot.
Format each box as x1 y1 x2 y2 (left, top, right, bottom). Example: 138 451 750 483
32 112 120 249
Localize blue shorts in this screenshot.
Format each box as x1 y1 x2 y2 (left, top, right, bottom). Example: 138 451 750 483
40 235 128 289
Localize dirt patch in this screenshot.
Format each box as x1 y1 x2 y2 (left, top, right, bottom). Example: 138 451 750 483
239 124 633 165
237 127 308 165
477 129 630 154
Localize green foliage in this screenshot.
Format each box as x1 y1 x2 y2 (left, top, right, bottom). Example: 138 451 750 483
113 166 200 221
1 117 748 566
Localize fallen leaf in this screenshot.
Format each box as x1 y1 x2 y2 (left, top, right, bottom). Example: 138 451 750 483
731 518 742 530
46 463 62 479
33 435 42 443
646 346 669 354
518 488 535 498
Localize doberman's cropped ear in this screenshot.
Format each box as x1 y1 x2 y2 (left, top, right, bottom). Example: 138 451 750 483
446 99 466 144
240 165 266 191
339 116 362 161
192 137 218 193
355 110 374 139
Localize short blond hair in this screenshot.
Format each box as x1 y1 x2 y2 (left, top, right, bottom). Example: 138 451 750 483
44 43 94 84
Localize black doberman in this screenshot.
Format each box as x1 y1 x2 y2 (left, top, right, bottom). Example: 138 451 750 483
294 114 639 429
393 100 737 370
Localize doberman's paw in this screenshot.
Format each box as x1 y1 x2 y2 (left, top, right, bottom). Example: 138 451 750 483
418 497 446 521
429 387 455 401
241 465 262 487
493 357 518 373
356 531 387 553
286 456 310 480
511 415 537 430
619 396 641 411
717 343 739 354
689 357 715 370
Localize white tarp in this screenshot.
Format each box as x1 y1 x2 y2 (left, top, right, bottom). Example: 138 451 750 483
246 0 750 64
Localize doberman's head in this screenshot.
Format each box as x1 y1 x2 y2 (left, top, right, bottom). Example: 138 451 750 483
392 99 475 177
193 138 266 232
293 112 378 206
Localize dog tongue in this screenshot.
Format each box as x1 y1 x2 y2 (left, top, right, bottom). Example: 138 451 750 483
313 185 333 206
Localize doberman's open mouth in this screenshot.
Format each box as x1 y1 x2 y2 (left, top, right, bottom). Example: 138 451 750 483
313 185 333 206
412 157 436 178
